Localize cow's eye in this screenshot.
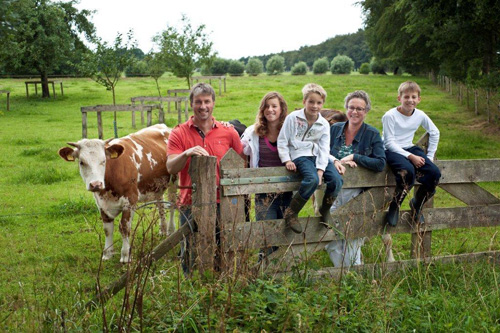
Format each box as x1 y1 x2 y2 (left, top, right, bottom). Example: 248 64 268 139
79 161 85 166
100 161 106 166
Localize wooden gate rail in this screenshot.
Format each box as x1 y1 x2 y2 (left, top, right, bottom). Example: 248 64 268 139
131 96 189 125
81 104 153 139
213 149 500 274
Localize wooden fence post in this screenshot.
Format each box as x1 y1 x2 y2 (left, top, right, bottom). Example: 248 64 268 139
219 149 246 274
97 111 103 140
411 133 433 259
474 89 479 115
81 110 88 138
189 156 217 273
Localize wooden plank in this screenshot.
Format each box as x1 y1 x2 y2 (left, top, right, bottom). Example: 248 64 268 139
281 251 500 278
221 160 500 196
219 149 246 273
440 183 500 205
81 111 88 138
97 111 103 140
189 156 217 273
81 104 153 112
223 205 500 250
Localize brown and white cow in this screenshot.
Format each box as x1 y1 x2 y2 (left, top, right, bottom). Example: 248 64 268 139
58 124 175 263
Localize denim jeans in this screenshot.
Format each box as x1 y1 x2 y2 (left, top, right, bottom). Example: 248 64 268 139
293 156 343 200
385 146 441 191
255 192 292 221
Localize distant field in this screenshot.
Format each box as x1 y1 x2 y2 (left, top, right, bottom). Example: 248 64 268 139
0 73 499 331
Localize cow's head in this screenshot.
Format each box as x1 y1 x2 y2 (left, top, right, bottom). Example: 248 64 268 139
58 138 124 192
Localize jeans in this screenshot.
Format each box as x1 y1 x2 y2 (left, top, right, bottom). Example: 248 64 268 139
255 192 292 221
385 146 441 191
324 188 365 267
293 156 343 200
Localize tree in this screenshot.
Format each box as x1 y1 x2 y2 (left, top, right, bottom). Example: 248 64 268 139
330 55 354 74
359 62 370 75
291 61 308 75
227 60 245 76
313 57 329 74
245 58 263 76
0 0 95 97
78 31 136 137
154 15 216 88
79 31 136 106
210 58 230 75
144 52 165 96
266 55 285 75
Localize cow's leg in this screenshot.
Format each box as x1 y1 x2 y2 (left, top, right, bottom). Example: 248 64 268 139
119 209 134 263
100 210 115 260
382 233 395 263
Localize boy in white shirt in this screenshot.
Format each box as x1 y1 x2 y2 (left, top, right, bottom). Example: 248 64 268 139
278 83 344 233
382 81 441 226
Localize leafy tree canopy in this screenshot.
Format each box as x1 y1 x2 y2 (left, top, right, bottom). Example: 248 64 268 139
154 15 216 88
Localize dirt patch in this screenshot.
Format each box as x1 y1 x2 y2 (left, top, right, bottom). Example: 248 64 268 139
464 120 500 136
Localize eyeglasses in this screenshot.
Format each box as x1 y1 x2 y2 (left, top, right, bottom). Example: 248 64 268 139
347 106 366 112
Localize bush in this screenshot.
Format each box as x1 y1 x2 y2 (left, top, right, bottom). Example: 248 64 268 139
291 61 308 75
330 55 354 74
370 57 387 75
210 58 230 75
245 58 264 76
359 63 370 75
313 57 329 74
228 60 245 76
125 60 147 77
266 55 285 75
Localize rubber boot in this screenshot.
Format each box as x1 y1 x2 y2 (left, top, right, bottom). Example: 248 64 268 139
284 193 307 234
385 185 407 227
319 194 336 228
410 186 435 224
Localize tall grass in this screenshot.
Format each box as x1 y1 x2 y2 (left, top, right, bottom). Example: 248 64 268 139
0 73 499 331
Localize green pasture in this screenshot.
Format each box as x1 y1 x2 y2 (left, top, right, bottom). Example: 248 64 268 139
0 74 499 331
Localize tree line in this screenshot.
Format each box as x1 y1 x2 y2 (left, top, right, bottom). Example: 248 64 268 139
360 0 500 90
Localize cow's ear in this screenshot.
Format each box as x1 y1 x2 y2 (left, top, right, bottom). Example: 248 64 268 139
58 147 76 162
106 144 124 159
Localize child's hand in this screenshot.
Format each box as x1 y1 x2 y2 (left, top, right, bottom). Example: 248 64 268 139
334 160 346 175
285 161 296 171
408 154 425 168
317 169 324 186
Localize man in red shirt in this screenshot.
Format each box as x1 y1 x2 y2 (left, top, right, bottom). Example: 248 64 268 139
167 82 243 273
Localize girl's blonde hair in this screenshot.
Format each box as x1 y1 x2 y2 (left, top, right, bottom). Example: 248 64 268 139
254 92 288 137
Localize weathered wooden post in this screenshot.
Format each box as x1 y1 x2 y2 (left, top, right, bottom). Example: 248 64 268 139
411 133 432 259
219 149 246 274
189 155 217 273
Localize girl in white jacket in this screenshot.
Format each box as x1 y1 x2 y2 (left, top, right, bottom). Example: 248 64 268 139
241 92 292 223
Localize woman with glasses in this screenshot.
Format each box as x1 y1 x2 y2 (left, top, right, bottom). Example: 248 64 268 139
325 90 394 267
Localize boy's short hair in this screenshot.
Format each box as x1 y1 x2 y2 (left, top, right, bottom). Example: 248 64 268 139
398 81 421 96
190 82 216 104
302 83 327 101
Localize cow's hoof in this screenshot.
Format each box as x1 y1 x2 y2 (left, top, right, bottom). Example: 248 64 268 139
102 250 114 261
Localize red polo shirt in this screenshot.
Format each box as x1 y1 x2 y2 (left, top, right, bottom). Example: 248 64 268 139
167 116 243 206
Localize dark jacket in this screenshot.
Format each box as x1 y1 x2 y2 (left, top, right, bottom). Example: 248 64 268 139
330 121 386 172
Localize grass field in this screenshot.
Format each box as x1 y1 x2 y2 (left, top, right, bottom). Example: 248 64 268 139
0 73 499 331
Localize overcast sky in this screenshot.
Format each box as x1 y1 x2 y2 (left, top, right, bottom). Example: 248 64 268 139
75 0 365 60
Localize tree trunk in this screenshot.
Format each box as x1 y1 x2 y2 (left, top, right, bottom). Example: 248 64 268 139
41 72 50 98
187 76 191 89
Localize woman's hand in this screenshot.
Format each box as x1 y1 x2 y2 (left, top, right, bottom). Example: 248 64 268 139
334 160 346 175
340 154 357 168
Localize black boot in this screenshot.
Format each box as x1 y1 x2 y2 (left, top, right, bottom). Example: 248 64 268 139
385 186 407 227
284 193 308 234
319 194 336 228
410 186 435 224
